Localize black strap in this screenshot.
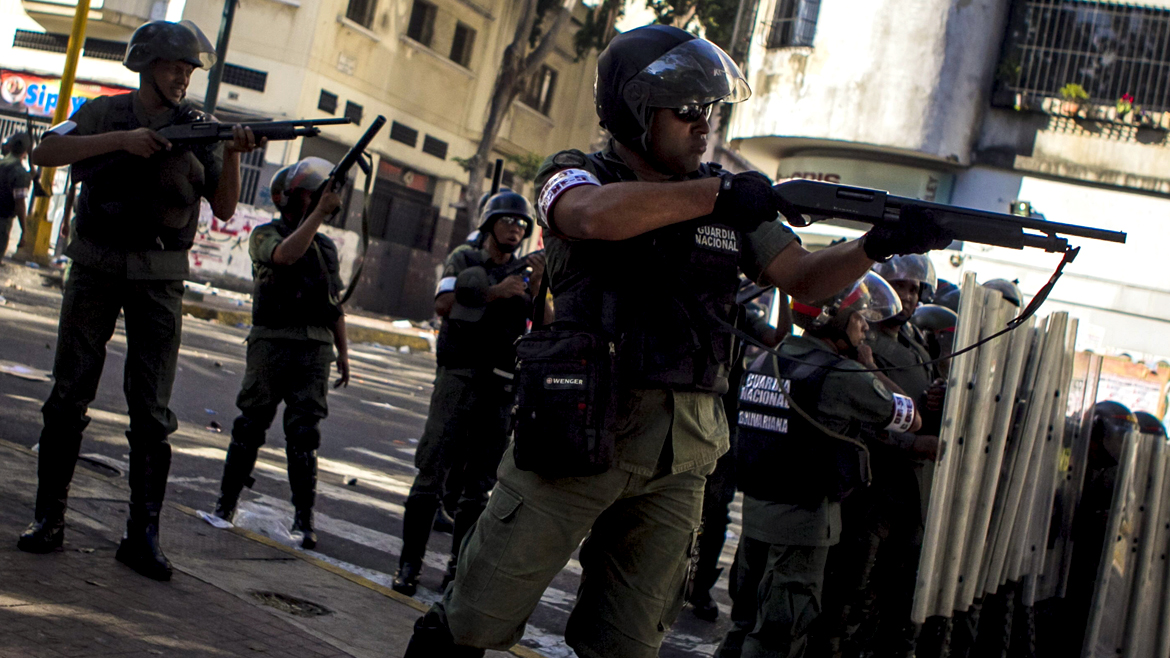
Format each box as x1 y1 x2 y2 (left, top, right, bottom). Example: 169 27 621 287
338 155 374 305
530 268 551 329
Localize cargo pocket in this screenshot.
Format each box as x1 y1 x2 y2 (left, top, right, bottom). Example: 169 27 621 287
659 527 700 632
462 485 524 604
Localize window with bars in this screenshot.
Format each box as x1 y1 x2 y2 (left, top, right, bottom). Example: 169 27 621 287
318 90 338 115
519 65 558 116
450 22 476 68
238 145 267 205
997 0 1170 114
222 64 267 92
765 0 821 49
390 121 419 147
407 0 437 48
346 0 377 28
422 135 448 159
13 30 126 61
345 101 364 124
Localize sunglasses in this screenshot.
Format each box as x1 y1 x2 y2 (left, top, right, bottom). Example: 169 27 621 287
498 216 532 230
672 103 715 123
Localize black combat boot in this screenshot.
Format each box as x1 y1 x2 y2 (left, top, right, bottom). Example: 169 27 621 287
393 495 439 596
214 441 259 522
116 445 173 581
17 431 83 553
287 448 318 550
403 608 486 658
688 566 723 622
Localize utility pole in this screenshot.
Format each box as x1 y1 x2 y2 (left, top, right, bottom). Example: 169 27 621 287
16 0 91 264
203 0 238 115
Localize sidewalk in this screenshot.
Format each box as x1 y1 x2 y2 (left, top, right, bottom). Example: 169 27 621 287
0 439 524 658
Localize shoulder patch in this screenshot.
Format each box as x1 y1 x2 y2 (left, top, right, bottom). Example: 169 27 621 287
552 151 587 168
873 377 892 400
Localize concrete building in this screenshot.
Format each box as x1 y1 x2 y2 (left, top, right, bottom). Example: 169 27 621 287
3 0 600 319
728 0 1170 362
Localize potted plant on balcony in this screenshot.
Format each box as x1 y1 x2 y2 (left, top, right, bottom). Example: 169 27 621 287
1116 93 1135 123
1059 83 1089 118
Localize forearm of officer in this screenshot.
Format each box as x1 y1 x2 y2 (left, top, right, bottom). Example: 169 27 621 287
762 239 874 303
551 178 721 240
210 151 242 220
435 292 455 317
271 208 328 265
334 314 348 360
31 133 124 167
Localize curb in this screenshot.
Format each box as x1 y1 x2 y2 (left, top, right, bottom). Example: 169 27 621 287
0 438 543 658
179 301 434 353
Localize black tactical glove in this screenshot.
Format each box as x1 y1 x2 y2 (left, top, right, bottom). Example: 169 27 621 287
714 172 797 233
862 205 954 262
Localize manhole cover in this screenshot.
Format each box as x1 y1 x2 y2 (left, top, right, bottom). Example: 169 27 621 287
249 591 332 617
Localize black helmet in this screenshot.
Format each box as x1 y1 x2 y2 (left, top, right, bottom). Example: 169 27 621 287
936 287 960 313
910 304 958 334
1091 401 1138 464
123 20 216 73
982 278 1022 308
595 25 750 150
480 191 535 239
1134 411 1166 437
792 271 902 335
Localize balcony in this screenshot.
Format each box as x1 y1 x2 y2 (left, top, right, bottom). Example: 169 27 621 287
21 0 153 41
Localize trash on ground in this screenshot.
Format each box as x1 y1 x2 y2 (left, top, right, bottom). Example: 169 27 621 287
360 400 397 411
207 420 223 433
399 345 411 353
392 320 412 329
205 408 217 415
197 510 234 529
346 478 358 486
0 361 52 382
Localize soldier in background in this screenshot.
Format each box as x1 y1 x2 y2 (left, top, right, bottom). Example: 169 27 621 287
16 20 262 581
212 157 349 550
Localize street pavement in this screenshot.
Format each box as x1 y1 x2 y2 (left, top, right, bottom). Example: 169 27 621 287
0 261 743 658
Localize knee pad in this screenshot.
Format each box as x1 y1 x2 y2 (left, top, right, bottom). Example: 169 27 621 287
286 427 321 453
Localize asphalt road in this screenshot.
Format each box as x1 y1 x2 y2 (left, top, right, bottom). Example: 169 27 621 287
0 264 743 658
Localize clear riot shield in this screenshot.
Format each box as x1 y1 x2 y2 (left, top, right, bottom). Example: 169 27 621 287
957 314 1036 611
1043 350 1105 601
934 289 1013 616
1082 429 1146 658
1121 434 1169 658
912 273 985 624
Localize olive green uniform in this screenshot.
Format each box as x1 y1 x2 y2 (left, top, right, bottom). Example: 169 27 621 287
0 153 32 257
417 145 799 658
396 245 529 579
718 335 900 658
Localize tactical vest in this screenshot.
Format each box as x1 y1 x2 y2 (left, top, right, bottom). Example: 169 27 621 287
544 151 740 394
72 95 218 252
436 250 530 373
736 349 868 505
251 221 343 329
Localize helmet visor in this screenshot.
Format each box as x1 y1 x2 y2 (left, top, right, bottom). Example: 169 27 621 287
872 254 937 293
286 157 334 195
624 39 751 114
842 271 902 323
177 21 217 69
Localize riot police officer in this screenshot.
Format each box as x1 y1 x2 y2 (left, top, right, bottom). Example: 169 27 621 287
16 20 261 581
718 271 919 658
211 157 348 550
402 25 950 657
391 190 546 596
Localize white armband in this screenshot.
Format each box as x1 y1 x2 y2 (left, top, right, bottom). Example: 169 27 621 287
885 393 916 433
13 187 29 199
538 168 601 226
435 276 457 297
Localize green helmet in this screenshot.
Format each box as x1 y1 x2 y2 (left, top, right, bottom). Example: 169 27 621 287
479 191 535 239
123 20 216 73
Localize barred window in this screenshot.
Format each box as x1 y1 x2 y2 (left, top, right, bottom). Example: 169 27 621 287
318 90 338 115
345 101 364 124
390 121 419 147
422 135 448 159
222 64 267 93
346 0 377 28
12 30 126 61
238 145 267 205
997 0 1170 113
766 0 821 49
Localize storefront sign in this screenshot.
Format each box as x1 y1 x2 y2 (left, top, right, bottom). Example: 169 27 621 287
779 156 954 203
0 69 131 118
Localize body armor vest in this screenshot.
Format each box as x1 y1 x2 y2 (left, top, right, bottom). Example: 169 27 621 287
251 221 342 329
736 349 868 505
72 95 217 252
436 250 530 373
544 151 740 394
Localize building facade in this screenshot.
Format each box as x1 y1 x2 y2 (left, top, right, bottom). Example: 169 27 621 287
4 0 600 320
728 0 1170 361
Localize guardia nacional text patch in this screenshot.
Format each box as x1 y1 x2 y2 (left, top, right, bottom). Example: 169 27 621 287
694 225 739 254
